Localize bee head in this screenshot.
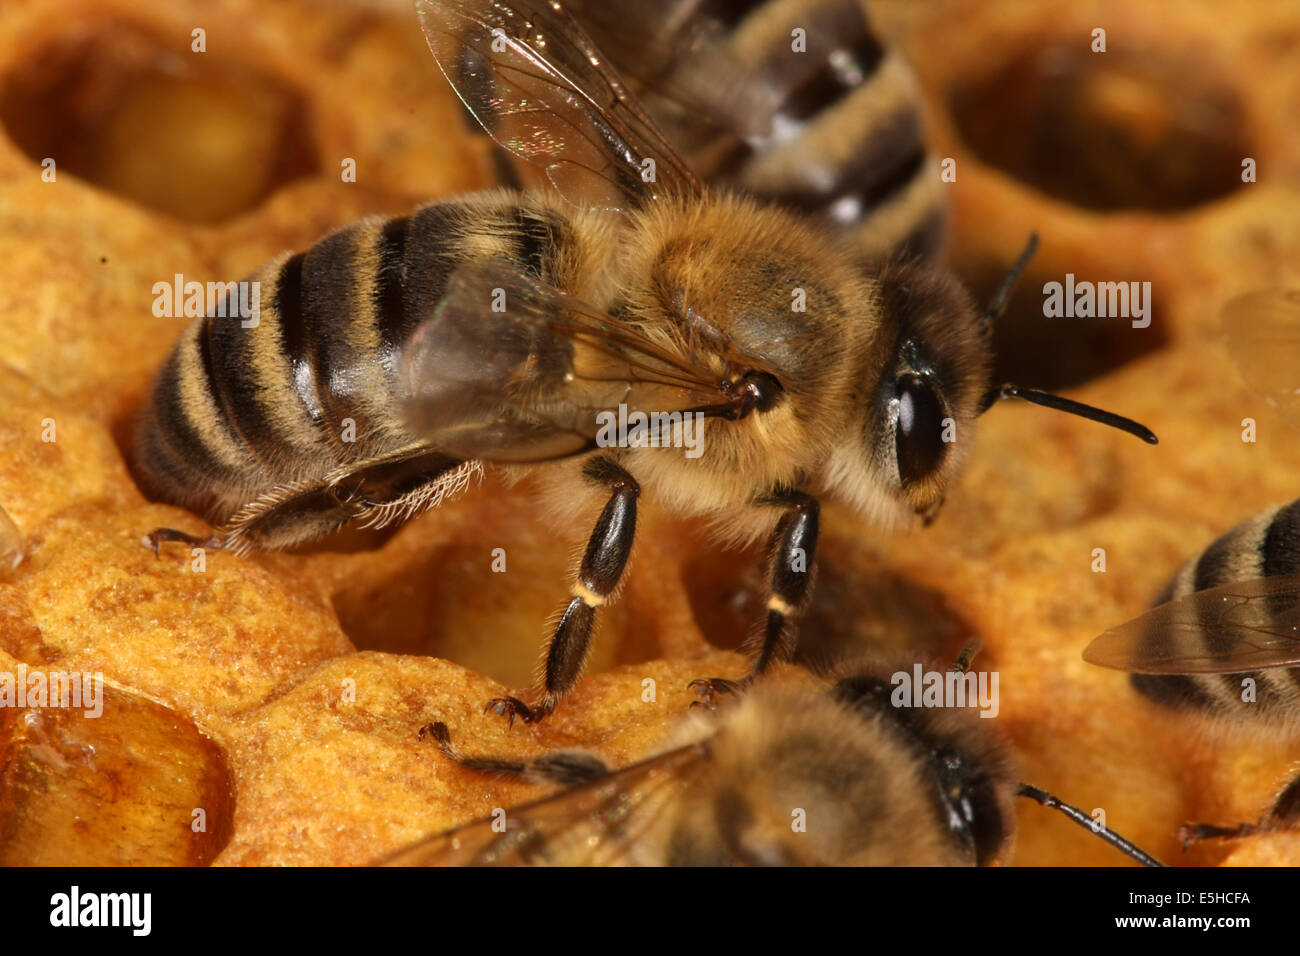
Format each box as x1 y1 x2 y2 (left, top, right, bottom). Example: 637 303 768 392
827 259 992 529
832 666 1016 866
828 236 1156 531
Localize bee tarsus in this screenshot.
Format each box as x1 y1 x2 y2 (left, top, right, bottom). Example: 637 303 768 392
416 721 449 745
1177 773 1300 848
1178 820 1258 848
483 695 552 728
688 675 751 710
430 719 609 785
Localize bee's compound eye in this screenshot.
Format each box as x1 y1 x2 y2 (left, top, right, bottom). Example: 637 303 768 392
895 374 947 486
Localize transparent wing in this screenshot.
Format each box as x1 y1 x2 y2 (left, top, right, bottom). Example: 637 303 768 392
414 0 704 212
562 0 783 143
378 743 708 865
1222 289 1300 427
396 260 770 462
1084 573 1300 674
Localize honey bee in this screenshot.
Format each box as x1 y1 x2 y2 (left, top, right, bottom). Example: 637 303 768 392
512 0 948 261
136 0 1156 726
381 653 1163 866
1083 499 1300 844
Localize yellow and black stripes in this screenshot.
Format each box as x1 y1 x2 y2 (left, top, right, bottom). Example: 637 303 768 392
205 252 330 477
136 193 578 546
724 0 941 257
135 319 271 519
741 51 942 261
605 0 943 260
1133 500 1300 717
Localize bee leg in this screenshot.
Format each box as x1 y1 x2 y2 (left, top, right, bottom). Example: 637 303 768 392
1178 772 1300 848
419 721 609 785
751 491 820 674
688 676 750 710
142 527 223 556
1177 820 1260 847
482 695 545 727
485 458 640 727
689 491 820 696
1269 772 1300 826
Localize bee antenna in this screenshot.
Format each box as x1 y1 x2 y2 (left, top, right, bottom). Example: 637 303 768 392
1017 784 1165 867
981 232 1040 331
981 383 1158 445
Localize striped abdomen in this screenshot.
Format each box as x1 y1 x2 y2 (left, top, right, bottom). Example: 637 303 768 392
572 0 943 260
135 194 573 551
1132 500 1300 721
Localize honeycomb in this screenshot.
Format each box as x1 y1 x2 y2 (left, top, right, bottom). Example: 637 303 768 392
1 0 1298 866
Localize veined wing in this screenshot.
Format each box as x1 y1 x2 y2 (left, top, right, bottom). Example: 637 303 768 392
415 0 705 212
397 260 778 462
1084 573 1300 674
378 742 708 865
